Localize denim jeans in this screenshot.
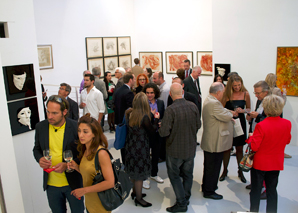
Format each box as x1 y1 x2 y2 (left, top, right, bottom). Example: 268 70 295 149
46 185 84 213
250 168 280 213
166 155 194 206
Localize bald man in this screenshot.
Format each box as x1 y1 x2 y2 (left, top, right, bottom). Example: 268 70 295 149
159 83 201 212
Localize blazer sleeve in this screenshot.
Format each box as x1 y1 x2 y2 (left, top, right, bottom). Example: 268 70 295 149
213 101 233 122
100 81 108 100
126 91 134 108
159 108 173 138
248 123 264 152
72 101 79 121
33 123 43 163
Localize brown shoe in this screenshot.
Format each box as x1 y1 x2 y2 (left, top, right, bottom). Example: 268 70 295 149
284 153 292 158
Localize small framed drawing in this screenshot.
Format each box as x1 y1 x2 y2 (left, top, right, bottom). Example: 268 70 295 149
276 47 298 96
197 51 213 76
214 64 231 81
37 45 53 69
104 56 118 75
87 58 104 72
103 37 117 56
86 37 103 58
119 55 132 69
139 52 163 73
118 37 131 55
165 51 193 74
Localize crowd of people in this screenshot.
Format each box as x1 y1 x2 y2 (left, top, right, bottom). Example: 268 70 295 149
33 58 292 213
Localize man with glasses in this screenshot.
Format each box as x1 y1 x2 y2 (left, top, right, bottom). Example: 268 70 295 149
33 95 84 213
58 83 79 121
114 67 125 93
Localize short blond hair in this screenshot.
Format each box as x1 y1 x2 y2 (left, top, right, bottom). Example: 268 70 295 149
263 95 284 117
265 73 277 88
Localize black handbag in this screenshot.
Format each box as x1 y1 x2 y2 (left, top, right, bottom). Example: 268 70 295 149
92 148 132 211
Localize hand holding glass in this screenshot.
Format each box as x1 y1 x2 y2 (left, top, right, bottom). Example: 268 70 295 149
43 149 52 168
63 150 74 172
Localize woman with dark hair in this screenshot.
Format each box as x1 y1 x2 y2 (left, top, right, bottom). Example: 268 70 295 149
69 113 114 213
144 68 153 83
125 92 160 208
135 73 149 94
247 95 291 213
176 68 185 81
220 74 251 183
104 71 116 132
214 74 224 84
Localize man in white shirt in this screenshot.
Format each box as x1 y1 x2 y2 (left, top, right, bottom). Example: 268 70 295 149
153 71 170 109
79 74 105 124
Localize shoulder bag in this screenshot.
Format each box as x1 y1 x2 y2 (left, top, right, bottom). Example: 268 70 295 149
239 144 255 172
114 115 127 150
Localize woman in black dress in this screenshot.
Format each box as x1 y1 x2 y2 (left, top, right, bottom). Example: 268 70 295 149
220 74 251 183
124 92 160 208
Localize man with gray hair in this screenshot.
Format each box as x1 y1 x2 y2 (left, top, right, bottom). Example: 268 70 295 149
153 71 170 109
201 82 234 200
114 67 126 93
58 83 79 121
159 83 201 212
183 66 202 115
79 70 90 93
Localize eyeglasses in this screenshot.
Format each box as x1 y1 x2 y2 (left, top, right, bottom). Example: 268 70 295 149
59 87 66 91
139 79 146 81
253 91 263 95
48 95 66 107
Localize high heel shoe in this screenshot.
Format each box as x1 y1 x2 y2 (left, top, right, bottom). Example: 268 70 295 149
134 198 152 207
238 170 247 183
131 192 147 200
219 171 228 181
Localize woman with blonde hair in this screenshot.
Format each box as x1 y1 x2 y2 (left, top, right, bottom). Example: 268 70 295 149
124 92 160 208
69 113 114 213
220 74 251 183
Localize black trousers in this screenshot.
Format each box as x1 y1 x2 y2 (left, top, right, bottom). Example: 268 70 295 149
202 151 224 196
150 132 161 177
250 168 280 213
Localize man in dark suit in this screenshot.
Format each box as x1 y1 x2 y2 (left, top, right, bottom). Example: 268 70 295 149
184 59 192 78
33 95 84 213
112 72 135 163
159 83 201 212
58 83 79 121
183 66 202 115
167 77 199 109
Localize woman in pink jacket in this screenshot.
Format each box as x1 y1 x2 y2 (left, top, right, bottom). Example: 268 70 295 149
246 95 291 213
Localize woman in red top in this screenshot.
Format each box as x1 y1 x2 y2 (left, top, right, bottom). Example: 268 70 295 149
246 95 291 213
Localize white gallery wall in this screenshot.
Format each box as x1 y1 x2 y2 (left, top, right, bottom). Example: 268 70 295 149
213 0 298 146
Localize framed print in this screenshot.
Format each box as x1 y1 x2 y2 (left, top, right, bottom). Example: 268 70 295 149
276 47 298 96
86 37 103 58
87 58 103 71
103 37 117 56
37 45 53 69
165 51 193 74
119 55 132 69
197 51 213 76
139 52 163 73
104 56 118 75
214 64 231 81
118 37 131 55
8 97 40 136
3 64 36 101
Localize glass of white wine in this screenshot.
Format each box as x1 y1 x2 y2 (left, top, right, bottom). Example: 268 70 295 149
63 150 74 173
43 149 52 168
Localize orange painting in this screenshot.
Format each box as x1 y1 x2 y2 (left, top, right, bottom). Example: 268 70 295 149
165 52 193 74
276 47 298 96
139 52 162 72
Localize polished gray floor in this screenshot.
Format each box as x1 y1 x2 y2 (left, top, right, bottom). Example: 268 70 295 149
104 129 298 213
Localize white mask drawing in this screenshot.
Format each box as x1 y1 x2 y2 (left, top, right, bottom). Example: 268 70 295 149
13 72 27 90
17 107 31 129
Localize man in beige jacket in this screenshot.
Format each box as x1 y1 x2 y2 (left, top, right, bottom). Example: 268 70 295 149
201 82 235 200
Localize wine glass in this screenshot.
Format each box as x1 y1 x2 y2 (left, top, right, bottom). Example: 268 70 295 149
63 150 74 172
43 149 52 168
282 85 287 95
234 105 239 117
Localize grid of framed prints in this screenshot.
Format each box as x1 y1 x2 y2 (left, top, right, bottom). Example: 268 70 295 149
139 52 163 73
165 51 193 74
2 63 40 135
85 36 131 76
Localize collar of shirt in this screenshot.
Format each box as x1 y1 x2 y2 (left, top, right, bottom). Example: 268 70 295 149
190 74 195 82
149 100 158 113
125 84 130 89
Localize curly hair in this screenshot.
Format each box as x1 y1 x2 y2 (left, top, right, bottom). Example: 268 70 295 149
142 82 161 99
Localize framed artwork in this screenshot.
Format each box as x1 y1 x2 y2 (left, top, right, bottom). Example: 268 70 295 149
87 58 104 72
197 51 213 76
86 37 103 58
104 56 118 75
37 45 53 69
276 47 298 96
214 63 231 81
2 64 36 101
8 97 40 136
103 37 117 56
118 37 131 55
119 55 132 69
165 51 193 74
139 52 163 73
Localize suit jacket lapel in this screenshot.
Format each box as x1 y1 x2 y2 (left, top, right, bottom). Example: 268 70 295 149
44 121 50 150
63 119 69 151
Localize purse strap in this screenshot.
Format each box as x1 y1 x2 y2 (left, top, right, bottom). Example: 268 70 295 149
94 148 113 172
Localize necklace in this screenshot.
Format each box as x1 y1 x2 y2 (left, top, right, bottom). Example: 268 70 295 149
52 125 63 132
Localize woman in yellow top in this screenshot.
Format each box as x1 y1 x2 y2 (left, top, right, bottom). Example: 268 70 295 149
70 113 114 213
